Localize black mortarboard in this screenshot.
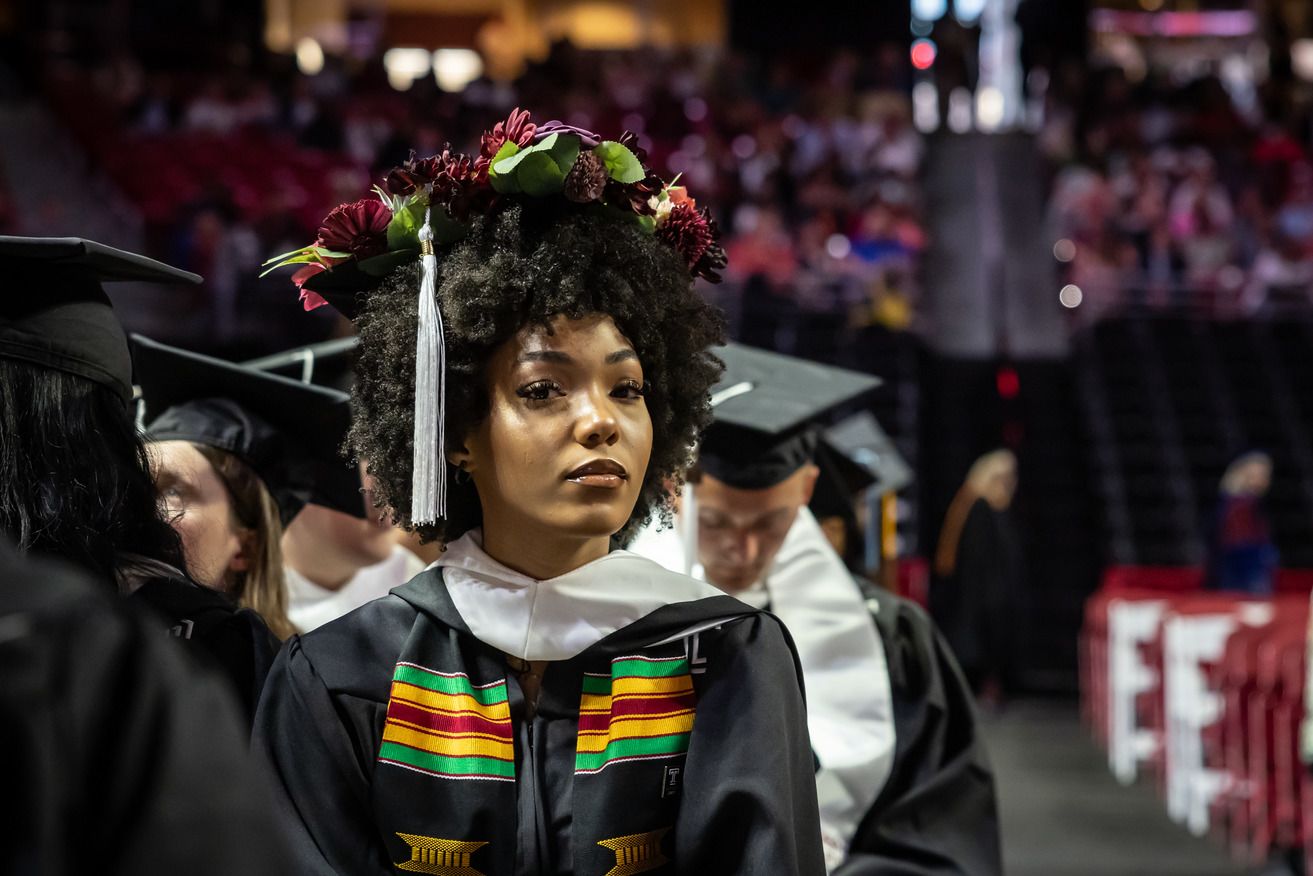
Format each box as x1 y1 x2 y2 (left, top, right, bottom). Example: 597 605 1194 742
0 237 201 403
132 335 367 523
823 412 913 496
698 343 882 490
243 336 358 393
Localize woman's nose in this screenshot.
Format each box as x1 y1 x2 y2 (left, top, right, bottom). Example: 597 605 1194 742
573 393 620 449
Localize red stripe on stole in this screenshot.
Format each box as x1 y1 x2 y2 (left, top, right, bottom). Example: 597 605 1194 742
386 700 512 739
577 693 696 729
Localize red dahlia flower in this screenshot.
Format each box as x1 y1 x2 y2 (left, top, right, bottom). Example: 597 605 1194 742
657 203 727 283
480 107 536 160
316 198 391 260
385 152 444 196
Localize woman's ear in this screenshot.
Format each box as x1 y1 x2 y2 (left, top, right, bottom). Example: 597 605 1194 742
229 527 256 573
447 442 474 474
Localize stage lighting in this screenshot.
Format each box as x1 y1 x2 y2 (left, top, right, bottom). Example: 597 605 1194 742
433 49 483 93
383 48 432 92
911 38 937 70
976 86 1004 132
295 38 324 77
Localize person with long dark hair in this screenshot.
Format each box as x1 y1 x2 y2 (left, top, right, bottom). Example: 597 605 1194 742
254 110 824 874
0 236 275 717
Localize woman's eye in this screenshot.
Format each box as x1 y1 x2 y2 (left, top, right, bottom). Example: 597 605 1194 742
613 380 649 400
516 380 563 402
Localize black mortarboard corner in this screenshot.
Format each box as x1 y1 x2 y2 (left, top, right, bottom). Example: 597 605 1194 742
132 335 368 524
244 336 359 393
823 412 913 497
0 237 201 403
698 343 882 490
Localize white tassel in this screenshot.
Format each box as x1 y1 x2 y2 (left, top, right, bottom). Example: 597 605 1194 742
411 208 446 525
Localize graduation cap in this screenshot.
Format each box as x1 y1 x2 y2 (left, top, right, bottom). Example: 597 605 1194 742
0 237 201 403
823 411 913 497
243 336 358 392
132 335 368 524
698 343 882 490
809 411 912 542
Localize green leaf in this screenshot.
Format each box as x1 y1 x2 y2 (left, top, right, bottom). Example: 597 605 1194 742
262 244 316 266
356 249 418 278
491 139 519 167
312 246 351 260
516 151 566 197
486 140 522 193
490 170 521 194
544 134 580 176
386 198 426 252
493 133 553 175
258 250 321 277
634 214 657 235
594 141 645 184
429 205 469 245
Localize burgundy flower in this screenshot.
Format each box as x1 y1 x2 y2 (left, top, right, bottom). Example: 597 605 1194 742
534 120 602 148
657 203 727 283
606 172 664 216
316 198 391 260
617 130 649 165
385 152 443 196
428 149 491 220
480 107 536 160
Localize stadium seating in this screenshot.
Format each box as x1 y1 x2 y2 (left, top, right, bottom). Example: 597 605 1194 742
1082 571 1312 866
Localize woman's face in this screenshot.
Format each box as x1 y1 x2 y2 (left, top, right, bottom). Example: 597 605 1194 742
457 313 654 546
150 441 248 592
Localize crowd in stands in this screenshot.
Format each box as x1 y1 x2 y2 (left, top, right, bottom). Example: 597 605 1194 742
34 43 927 354
1041 66 1313 320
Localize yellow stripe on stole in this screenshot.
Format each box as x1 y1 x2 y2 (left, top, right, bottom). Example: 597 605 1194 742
578 675 694 713
574 712 696 754
382 722 515 760
390 681 512 721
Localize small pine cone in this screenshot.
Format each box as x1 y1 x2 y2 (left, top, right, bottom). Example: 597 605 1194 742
564 151 609 203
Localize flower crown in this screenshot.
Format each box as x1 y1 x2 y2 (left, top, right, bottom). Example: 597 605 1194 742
263 108 727 530
264 107 726 312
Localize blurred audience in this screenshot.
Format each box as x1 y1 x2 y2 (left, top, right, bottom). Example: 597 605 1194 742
1043 66 1313 317
30 43 927 355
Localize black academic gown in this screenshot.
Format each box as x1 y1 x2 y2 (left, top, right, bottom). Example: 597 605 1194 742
932 498 1023 692
836 582 1003 876
0 543 290 874
127 571 277 720
253 567 826 875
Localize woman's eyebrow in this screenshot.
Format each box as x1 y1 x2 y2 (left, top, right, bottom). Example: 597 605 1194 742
517 349 637 365
517 350 572 364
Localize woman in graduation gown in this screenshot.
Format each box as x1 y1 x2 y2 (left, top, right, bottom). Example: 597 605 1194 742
255 109 825 875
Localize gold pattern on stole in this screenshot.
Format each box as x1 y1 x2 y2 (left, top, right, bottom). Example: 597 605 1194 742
596 827 671 875
394 833 488 875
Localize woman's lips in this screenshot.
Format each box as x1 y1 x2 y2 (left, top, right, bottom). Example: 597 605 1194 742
565 459 628 489
567 473 626 488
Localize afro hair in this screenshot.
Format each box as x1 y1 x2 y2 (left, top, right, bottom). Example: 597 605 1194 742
349 202 725 546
